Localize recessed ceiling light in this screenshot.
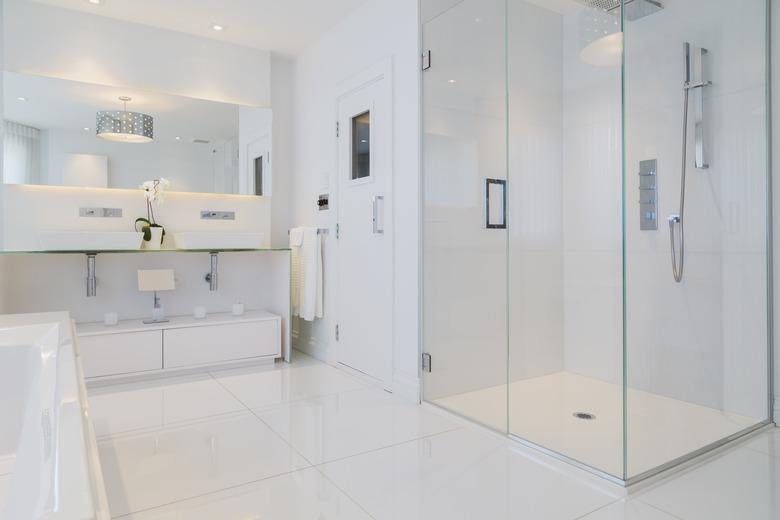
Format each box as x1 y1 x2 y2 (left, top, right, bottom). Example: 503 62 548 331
175 136 181 140
87 0 101 4
211 24 224 31
83 127 90 131
16 97 27 101
475 17 482 23
448 79 457 84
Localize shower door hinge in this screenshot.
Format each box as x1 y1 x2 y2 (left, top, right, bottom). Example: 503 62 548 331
336 121 340 138
336 223 340 239
335 324 340 341
421 352 432 373
422 50 431 71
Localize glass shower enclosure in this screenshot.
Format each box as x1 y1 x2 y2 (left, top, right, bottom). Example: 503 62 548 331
421 0 772 484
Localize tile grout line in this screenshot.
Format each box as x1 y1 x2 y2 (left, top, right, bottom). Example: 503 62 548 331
639 500 688 520
570 498 628 520
97 362 456 519
570 496 687 520
309 425 464 468
206 369 321 469
109 467 326 519
309 464 379 520
93 408 248 443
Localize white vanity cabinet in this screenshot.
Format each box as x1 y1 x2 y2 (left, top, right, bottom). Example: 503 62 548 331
76 311 282 379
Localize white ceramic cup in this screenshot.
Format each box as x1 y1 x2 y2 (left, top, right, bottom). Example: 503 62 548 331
104 312 119 326
193 305 207 319
232 302 245 316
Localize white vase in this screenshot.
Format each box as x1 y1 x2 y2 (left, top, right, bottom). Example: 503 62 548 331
147 227 163 250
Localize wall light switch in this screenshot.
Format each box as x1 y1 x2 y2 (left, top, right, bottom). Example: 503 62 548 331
318 194 329 211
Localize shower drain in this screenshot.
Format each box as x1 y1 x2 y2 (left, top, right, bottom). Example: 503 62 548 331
573 412 597 421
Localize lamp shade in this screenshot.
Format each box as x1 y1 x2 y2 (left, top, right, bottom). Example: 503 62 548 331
97 96 154 143
137 270 175 292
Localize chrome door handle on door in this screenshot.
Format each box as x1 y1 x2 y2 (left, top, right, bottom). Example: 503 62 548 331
373 196 385 234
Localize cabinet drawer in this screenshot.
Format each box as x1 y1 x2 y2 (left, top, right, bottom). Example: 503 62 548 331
78 330 163 378
163 320 280 369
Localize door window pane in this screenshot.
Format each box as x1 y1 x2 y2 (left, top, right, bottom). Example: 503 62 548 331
351 111 370 180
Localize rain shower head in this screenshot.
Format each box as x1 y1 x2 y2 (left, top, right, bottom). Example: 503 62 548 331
576 0 663 21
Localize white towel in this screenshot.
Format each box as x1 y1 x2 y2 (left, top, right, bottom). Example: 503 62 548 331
290 227 323 321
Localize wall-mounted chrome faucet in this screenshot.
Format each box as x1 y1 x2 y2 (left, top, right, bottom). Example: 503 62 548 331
86 253 97 297
201 211 235 220
80 207 123 218
204 252 219 291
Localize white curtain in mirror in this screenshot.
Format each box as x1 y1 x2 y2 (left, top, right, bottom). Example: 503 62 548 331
3 121 40 184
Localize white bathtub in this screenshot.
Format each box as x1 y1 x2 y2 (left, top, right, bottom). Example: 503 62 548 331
0 312 109 519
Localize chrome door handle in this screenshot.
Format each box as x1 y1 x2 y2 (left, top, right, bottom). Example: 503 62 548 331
373 195 384 234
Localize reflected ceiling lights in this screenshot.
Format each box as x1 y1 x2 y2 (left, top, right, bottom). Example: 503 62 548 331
578 7 622 67
96 96 154 143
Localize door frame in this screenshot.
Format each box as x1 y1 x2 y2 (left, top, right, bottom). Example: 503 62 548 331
333 58 395 388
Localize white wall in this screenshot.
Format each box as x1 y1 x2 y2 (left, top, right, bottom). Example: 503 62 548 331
0 250 289 323
36 128 236 193
2 185 271 251
289 0 420 397
621 0 768 419
3 0 270 107
560 9 624 388
507 1 565 382
269 55 294 249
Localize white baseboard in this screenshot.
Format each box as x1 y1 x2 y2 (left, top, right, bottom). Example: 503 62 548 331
292 333 329 363
391 370 420 403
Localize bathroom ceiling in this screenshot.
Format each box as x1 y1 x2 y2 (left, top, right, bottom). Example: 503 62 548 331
28 0 371 56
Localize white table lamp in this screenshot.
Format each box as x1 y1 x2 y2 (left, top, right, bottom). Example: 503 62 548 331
138 269 175 324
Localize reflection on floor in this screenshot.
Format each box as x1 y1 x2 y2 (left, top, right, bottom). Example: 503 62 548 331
89 353 780 519
434 371 762 478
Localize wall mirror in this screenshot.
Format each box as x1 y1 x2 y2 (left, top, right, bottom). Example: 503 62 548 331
2 71 272 196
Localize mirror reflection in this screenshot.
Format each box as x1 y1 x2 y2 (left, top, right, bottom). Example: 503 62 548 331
2 72 271 195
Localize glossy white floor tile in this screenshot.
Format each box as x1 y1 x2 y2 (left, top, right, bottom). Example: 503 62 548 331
88 374 246 438
320 428 620 520
212 363 367 409
633 442 780 520
255 387 459 464
124 468 372 520
742 426 780 458
435 372 761 477
98 412 310 517
91 354 780 520
579 500 681 520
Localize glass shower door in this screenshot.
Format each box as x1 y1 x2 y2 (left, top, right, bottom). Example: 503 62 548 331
421 0 509 433
622 0 771 481
505 0 626 480
421 0 771 485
